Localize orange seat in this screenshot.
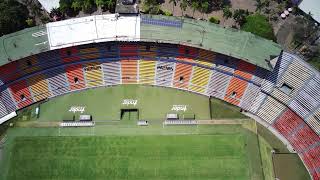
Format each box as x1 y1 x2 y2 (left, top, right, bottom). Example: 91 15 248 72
121 60 138 83
65 64 86 90
224 77 248 106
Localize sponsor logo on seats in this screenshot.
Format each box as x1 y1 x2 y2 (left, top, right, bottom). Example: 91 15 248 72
122 99 138 106
157 65 173 71
69 106 86 113
171 105 187 112
84 65 102 72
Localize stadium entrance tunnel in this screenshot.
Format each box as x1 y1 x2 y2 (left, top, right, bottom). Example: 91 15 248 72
120 109 139 121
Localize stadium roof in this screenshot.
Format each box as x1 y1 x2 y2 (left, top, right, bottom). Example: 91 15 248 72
140 15 281 70
37 0 60 12
0 14 282 70
0 26 49 66
299 0 320 23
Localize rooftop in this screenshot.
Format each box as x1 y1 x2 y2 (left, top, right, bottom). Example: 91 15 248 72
299 0 320 23
0 14 282 70
140 15 282 70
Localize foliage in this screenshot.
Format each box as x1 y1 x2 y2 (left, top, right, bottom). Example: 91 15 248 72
71 0 95 13
0 0 29 36
233 9 250 26
241 14 276 41
209 16 220 24
222 6 232 19
25 18 34 27
95 0 116 11
163 10 173 16
309 56 320 71
143 0 162 14
59 0 73 14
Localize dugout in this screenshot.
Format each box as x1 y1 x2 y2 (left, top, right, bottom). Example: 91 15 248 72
120 109 139 121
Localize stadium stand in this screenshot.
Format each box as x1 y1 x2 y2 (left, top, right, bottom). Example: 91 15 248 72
189 65 211 94
83 62 104 87
27 74 51 101
139 60 156 85
207 70 231 99
121 60 138 83
101 60 121 85
9 79 33 109
45 67 70 97
0 27 319 178
65 64 86 90
155 60 175 87
224 77 249 106
173 62 193 89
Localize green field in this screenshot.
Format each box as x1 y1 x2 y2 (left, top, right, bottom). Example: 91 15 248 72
2 123 264 180
37 85 211 121
0 85 311 180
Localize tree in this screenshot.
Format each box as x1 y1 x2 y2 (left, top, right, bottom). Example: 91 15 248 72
180 0 188 16
233 9 249 26
209 16 220 24
59 0 73 14
191 1 199 17
0 0 29 36
71 0 95 13
241 14 276 41
169 0 177 14
222 6 232 19
95 0 115 11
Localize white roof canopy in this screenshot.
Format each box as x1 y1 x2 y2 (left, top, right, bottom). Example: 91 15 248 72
38 0 59 12
46 14 140 49
299 0 320 23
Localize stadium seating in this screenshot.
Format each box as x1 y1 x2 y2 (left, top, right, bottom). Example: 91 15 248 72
139 60 156 85
173 62 193 89
207 70 231 99
224 77 249 106
27 74 51 101
0 41 319 179
83 62 104 87
45 67 70 97
60 47 81 63
65 64 86 90
189 65 211 94
78 46 102 60
18 55 40 75
9 79 33 109
121 60 138 83
101 60 121 86
155 60 175 87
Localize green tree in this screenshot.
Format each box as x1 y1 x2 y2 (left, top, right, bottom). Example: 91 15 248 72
180 0 188 16
222 6 232 19
71 0 95 13
95 0 115 10
59 0 73 14
0 0 29 36
191 1 199 17
241 14 276 41
169 0 177 14
233 9 249 26
209 16 220 24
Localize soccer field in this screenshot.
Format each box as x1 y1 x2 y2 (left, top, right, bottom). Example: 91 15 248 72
37 85 211 121
4 124 262 180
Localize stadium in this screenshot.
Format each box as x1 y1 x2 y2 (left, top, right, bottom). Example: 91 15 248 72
0 14 319 180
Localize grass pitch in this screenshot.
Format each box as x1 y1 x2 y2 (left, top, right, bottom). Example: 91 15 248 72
4 123 262 180
0 85 311 180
